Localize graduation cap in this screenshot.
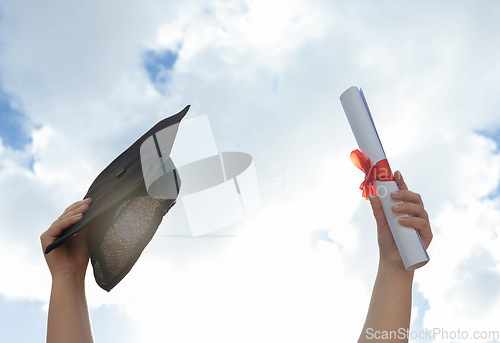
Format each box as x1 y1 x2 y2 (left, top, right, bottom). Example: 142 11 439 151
45 105 189 291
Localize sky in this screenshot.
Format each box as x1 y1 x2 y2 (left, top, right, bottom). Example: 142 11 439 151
0 0 500 342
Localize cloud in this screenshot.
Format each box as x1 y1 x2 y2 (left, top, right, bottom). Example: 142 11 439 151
1 0 500 342
88 203 367 342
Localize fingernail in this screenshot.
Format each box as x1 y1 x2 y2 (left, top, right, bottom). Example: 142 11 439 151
398 217 405 223
368 194 376 201
391 191 399 196
75 213 83 217
396 171 401 180
392 204 400 210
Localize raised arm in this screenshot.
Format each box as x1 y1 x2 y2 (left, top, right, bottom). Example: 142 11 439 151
40 198 94 343
358 171 433 343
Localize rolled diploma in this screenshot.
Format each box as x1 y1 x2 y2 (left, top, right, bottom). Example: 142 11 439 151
340 86 429 270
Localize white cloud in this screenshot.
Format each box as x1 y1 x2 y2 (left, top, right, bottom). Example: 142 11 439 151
1 0 500 342
85 201 367 342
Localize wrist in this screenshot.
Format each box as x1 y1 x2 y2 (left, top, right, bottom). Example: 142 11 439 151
51 273 86 291
378 260 414 282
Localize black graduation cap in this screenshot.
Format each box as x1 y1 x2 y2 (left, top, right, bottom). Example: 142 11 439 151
45 105 189 291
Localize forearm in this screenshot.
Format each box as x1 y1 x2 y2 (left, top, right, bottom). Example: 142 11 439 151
358 262 414 342
47 275 94 343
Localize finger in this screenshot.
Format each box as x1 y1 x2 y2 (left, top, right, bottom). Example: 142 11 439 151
368 194 388 230
40 213 83 250
394 170 408 191
397 216 433 248
58 198 92 219
391 202 429 222
390 190 424 206
58 202 91 222
45 214 83 238
58 200 85 218
54 202 91 231
66 203 90 217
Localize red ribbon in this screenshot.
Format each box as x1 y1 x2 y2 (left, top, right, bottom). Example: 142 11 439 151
350 149 394 199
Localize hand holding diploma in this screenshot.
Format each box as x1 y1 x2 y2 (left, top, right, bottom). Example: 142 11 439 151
340 86 430 270
369 170 433 272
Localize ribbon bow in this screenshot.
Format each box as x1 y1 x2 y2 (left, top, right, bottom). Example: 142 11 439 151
350 149 394 199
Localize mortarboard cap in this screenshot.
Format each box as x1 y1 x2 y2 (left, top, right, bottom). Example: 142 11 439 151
45 105 190 291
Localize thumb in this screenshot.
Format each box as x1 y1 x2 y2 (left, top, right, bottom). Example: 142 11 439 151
368 194 388 233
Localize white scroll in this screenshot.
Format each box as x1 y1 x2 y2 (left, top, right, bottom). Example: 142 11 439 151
340 86 429 270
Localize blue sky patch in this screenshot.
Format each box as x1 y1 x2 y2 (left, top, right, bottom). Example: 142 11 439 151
411 284 432 342
143 49 178 93
0 88 31 150
487 129 500 153
478 128 500 153
90 304 137 342
272 75 279 94
477 129 500 199
489 182 500 200
310 229 335 249
0 295 47 342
